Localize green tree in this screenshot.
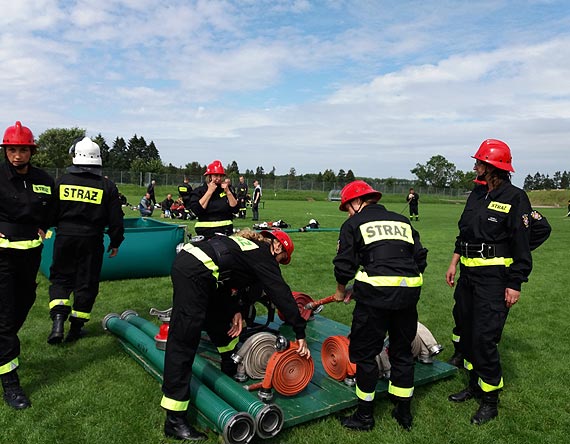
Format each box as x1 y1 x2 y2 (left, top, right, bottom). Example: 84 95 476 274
411 155 457 188
93 133 110 166
255 166 265 178
35 127 86 168
185 161 205 177
267 166 276 179
226 161 239 176
337 169 346 185
288 167 296 179
108 137 129 170
345 169 355 182
322 169 336 183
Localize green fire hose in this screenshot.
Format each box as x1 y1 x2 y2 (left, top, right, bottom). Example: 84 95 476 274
102 313 255 444
120 310 284 439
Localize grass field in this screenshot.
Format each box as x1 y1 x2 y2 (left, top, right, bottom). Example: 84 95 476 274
1 196 569 444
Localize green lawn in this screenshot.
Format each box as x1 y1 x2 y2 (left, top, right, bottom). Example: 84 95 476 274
1 200 568 444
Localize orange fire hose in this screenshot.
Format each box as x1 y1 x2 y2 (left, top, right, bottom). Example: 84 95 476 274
246 340 314 397
277 292 315 321
321 335 356 381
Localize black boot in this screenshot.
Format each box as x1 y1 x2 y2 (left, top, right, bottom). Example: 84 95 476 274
220 351 238 378
392 398 413 431
1 371 31 410
65 318 86 343
340 399 375 431
471 392 499 425
164 411 207 441
47 314 67 345
449 371 482 402
448 342 464 367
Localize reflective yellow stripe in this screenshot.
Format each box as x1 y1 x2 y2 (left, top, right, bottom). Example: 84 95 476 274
71 310 91 320
60 185 103 204
359 220 414 245
355 385 375 401
229 236 259 251
355 271 423 287
160 395 189 411
388 381 414 398
479 377 503 392
194 220 232 228
0 358 19 375
0 236 42 250
217 337 239 354
32 184 51 194
182 243 220 281
463 359 474 371
452 334 460 343
460 256 513 267
49 299 71 310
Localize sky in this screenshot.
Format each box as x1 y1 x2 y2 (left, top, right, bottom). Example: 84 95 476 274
2 0 570 186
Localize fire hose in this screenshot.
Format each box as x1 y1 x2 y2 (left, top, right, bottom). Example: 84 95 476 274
277 292 320 322
245 337 314 402
321 335 356 384
232 332 278 381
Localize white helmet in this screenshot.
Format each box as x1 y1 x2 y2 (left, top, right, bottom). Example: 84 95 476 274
70 137 102 166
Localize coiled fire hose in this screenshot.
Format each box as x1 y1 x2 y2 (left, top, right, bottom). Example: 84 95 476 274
246 337 314 402
232 332 278 381
277 292 319 321
321 336 356 384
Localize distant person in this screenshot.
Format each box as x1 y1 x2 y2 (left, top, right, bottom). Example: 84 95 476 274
567 198 570 217
147 179 157 206
170 198 187 220
161 193 174 218
47 137 125 344
236 176 249 219
118 191 129 207
177 177 193 210
0 121 55 409
252 180 262 221
407 188 419 221
189 160 238 239
139 192 154 217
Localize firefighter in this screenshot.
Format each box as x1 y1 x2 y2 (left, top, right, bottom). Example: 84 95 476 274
445 139 535 425
406 187 419 221
160 229 309 440
189 160 238 239
235 176 249 219
332 180 428 431
47 137 124 344
0 121 55 409
177 177 192 210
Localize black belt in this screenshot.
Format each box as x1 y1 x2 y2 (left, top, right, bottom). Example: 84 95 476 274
460 242 510 259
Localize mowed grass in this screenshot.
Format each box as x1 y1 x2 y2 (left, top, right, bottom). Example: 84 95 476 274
1 199 569 444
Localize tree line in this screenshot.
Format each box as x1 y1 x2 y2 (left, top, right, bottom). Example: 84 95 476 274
523 171 570 190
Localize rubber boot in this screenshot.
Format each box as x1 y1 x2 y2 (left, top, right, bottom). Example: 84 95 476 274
448 342 464 368
392 398 413 431
340 399 375 431
449 371 482 402
1 370 31 410
65 318 86 343
47 314 67 345
164 410 207 441
471 391 499 425
220 351 238 378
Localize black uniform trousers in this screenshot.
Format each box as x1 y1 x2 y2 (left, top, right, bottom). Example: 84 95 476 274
349 301 418 397
48 234 104 318
409 203 419 217
453 263 509 390
0 246 42 368
162 251 235 405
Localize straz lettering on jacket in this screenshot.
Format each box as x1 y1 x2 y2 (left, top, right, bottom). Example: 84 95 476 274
360 221 414 245
487 201 511 213
32 184 52 195
60 185 103 204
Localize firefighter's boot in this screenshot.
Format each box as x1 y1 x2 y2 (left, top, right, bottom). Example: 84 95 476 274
448 342 463 367
471 391 499 425
449 371 482 402
220 351 238 378
392 398 413 431
47 314 67 345
164 410 207 441
65 318 86 343
340 399 375 431
1 370 31 410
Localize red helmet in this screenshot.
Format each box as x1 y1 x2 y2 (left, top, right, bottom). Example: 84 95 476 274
2 121 36 148
204 160 225 175
339 180 382 211
261 229 294 265
472 139 514 172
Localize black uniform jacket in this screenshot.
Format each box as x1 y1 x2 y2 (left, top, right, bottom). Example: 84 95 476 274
0 162 54 241
236 182 248 199
189 183 237 222
334 204 427 310
454 181 532 291
52 170 125 249
197 235 307 339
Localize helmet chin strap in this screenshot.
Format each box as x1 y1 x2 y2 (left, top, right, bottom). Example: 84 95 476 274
13 162 30 171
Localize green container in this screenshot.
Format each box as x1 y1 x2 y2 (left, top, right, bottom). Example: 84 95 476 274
39 218 186 281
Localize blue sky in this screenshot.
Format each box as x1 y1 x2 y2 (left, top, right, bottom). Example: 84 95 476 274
2 0 570 185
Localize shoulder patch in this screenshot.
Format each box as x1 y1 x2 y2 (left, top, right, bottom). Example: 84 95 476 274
522 213 529 228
